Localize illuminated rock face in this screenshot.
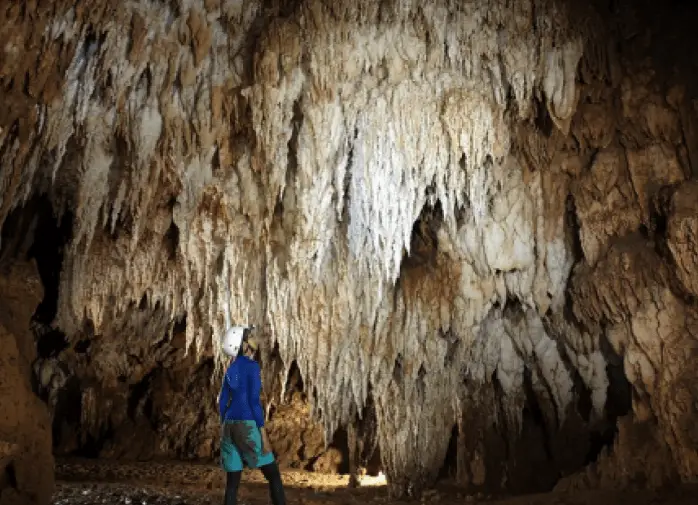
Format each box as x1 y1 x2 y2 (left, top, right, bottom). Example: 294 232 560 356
1 0 698 500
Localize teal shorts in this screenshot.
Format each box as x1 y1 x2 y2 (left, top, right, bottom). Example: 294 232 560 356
220 420 275 472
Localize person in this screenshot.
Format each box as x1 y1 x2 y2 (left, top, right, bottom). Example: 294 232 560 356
219 325 286 505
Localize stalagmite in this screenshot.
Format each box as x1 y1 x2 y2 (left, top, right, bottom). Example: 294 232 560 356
1 0 698 502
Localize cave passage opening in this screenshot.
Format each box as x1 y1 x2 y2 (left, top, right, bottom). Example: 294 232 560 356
0 195 74 357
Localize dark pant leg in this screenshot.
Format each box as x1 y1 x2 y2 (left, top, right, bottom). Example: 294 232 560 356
224 471 242 505
260 462 286 505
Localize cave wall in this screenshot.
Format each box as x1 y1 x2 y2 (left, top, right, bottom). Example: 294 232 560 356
0 261 54 505
44 340 341 473
1 0 698 499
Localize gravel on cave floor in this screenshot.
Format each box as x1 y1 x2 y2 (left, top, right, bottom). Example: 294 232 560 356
53 459 698 505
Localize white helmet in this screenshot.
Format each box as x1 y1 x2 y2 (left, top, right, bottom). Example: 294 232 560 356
221 326 246 357
221 325 257 357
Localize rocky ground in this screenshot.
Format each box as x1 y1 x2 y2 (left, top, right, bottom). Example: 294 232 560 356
53 459 698 505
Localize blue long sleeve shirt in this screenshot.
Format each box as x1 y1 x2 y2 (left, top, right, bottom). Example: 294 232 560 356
218 356 265 427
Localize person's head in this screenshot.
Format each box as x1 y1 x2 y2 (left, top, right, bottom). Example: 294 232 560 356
221 324 259 360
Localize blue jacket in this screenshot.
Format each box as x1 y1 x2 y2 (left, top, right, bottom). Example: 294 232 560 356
218 355 265 427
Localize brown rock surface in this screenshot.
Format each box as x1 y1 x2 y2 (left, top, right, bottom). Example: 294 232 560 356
0 262 54 505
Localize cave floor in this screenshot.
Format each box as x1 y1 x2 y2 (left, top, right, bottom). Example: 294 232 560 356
54 459 698 505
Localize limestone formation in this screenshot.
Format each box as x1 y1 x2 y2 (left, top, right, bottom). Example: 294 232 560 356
1 0 698 501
